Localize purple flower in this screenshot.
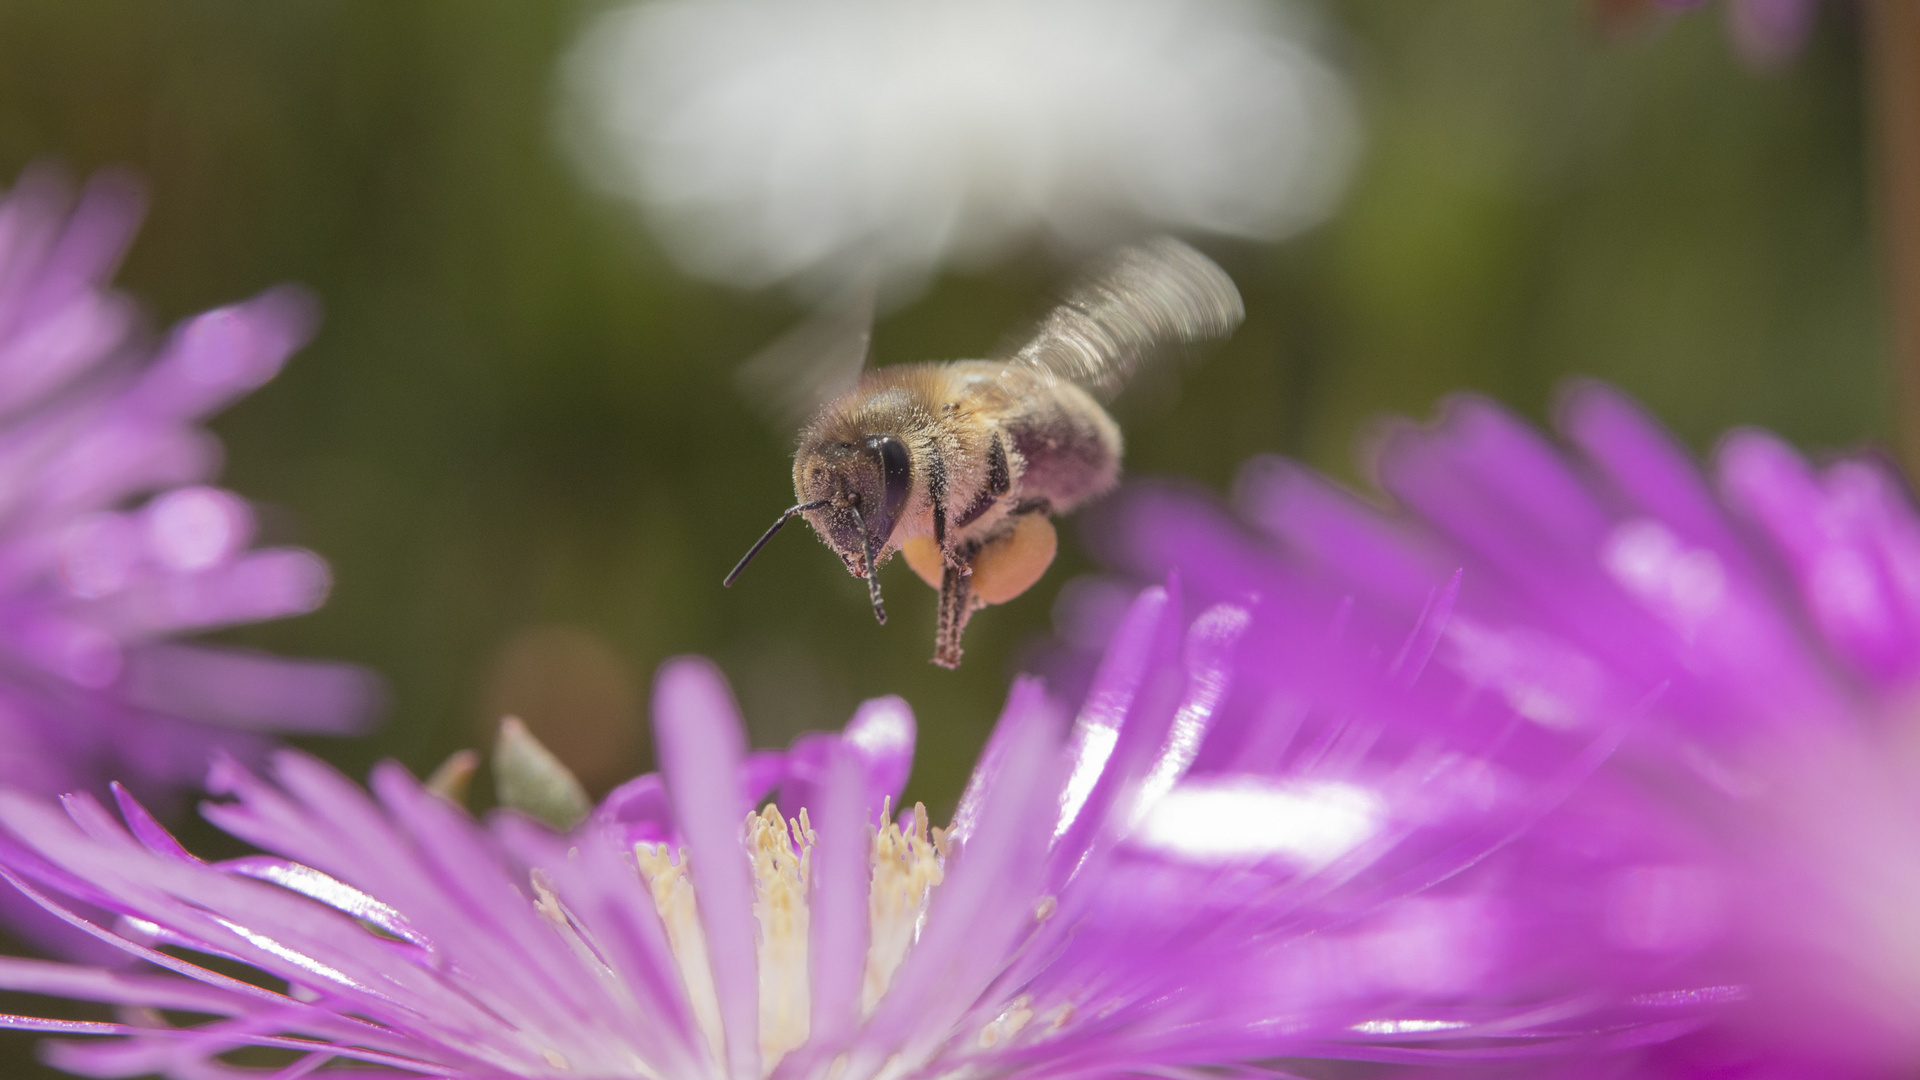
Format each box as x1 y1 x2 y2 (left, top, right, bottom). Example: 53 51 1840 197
0 637 1656 1079
0 163 377 808
1089 380 1920 1075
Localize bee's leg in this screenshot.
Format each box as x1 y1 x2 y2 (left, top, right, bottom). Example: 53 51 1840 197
929 447 949 551
936 503 970 576
933 548 982 669
927 446 970 574
948 438 1012 581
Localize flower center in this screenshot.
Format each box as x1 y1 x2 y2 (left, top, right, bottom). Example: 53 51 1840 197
635 801 946 1075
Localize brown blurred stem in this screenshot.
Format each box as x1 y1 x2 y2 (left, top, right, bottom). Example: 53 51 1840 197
1870 0 1920 472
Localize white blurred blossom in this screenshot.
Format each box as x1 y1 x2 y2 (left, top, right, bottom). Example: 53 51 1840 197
561 0 1358 294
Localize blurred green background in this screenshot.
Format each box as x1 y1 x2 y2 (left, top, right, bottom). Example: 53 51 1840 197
0 3 1884 1065
0 0 1881 798
0 0 1882 802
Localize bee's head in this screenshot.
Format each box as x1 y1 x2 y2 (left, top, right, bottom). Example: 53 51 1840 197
724 432 910 626
796 434 912 571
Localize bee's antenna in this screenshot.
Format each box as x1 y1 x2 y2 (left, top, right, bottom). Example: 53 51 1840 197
849 504 887 625
723 500 831 588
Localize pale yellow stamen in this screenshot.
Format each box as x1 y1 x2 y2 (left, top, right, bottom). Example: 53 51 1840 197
526 870 637 1075
977 994 1033 1048
531 868 629 984
865 801 944 1015
632 799 948 1077
636 845 728 1068
747 805 813 1066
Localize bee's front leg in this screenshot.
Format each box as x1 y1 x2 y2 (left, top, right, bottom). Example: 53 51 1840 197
928 451 970 575
931 498 971 575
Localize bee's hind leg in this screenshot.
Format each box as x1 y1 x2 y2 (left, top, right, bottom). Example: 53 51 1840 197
930 508 1059 670
933 548 983 669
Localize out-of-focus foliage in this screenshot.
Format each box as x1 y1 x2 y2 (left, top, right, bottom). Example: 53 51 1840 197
0 0 1874 996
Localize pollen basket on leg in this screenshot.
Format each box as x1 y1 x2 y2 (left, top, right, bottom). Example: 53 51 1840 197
633 801 949 1076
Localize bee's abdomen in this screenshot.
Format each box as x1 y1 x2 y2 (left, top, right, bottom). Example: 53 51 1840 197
1004 384 1122 514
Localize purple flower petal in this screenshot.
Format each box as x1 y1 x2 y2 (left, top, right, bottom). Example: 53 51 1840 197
0 164 378 849
653 656 762 1080
797 743 869 1055
0 622 1628 1079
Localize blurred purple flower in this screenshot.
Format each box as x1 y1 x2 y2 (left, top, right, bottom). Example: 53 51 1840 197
0 638 1672 1079
1659 0 1818 69
1086 380 1920 1076
0 163 378 810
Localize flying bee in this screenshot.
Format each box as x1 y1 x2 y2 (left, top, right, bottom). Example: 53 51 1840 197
724 237 1244 668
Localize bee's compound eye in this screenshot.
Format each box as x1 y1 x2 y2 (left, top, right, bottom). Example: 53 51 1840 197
864 435 912 541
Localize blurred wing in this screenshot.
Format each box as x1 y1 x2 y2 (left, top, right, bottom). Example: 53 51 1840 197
1000 237 1244 400
735 277 876 427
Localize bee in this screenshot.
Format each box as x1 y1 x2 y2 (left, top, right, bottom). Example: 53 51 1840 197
723 237 1244 668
